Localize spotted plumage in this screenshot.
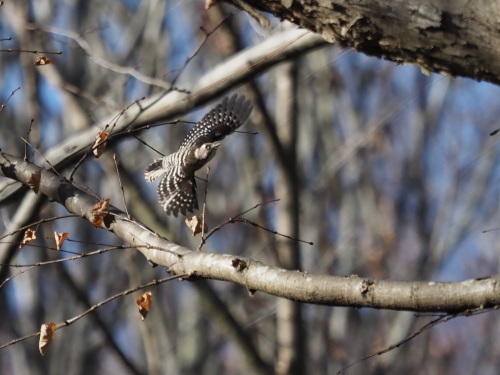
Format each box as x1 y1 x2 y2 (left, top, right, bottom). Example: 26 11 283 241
145 94 253 217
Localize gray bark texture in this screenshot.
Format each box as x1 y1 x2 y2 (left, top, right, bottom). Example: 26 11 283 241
235 0 500 84
2 151 499 313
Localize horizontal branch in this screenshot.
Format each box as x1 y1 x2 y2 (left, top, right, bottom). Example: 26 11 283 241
1 151 499 313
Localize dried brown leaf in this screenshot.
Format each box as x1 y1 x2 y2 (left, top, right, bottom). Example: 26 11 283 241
54 232 69 250
90 198 110 228
136 291 153 321
185 215 208 236
34 56 53 66
20 229 36 248
39 323 56 356
92 132 109 158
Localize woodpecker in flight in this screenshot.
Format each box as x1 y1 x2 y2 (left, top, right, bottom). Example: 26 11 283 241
144 94 253 217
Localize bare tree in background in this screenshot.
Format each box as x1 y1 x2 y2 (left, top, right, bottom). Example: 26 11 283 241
0 1 499 375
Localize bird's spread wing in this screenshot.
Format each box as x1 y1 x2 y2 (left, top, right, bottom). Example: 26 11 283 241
157 168 198 217
179 94 253 150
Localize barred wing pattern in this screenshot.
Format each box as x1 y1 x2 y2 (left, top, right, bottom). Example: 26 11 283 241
179 94 253 150
144 94 253 217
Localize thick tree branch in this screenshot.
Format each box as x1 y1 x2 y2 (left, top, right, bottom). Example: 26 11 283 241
1 151 499 313
234 0 500 84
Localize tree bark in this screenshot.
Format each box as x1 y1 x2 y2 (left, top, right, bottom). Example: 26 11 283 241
234 0 500 84
1 151 499 313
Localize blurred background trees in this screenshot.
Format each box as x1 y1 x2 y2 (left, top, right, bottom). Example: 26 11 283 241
0 1 499 374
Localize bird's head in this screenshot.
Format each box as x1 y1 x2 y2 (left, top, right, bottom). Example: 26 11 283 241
194 142 220 161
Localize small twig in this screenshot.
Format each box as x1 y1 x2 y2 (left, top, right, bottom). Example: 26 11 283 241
482 227 500 233
0 266 36 289
234 130 259 135
232 217 314 245
69 98 145 180
201 201 278 244
336 307 493 374
20 137 59 176
39 25 170 89
0 214 79 241
337 315 448 374
113 119 185 137
0 246 123 269
69 179 101 200
11 240 126 257
132 136 164 157
0 49 62 55
113 153 131 219
24 119 35 161
0 87 20 114
169 14 232 86
197 167 211 251
235 199 280 218
0 274 187 350
198 199 313 248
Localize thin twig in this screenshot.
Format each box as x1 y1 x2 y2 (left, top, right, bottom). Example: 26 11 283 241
0 87 20 114
234 130 259 135
132 136 165 157
0 266 36 289
113 154 131 219
24 119 35 161
169 14 233 86
0 49 62 54
232 218 314 245
197 167 211 251
0 274 187 350
336 307 494 374
20 137 60 176
235 199 280 218
38 25 170 89
69 98 145 180
198 199 313 249
113 119 186 137
0 246 123 269
0 214 79 241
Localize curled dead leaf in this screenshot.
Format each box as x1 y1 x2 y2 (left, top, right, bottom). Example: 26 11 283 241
39 323 56 356
20 229 36 248
54 232 69 250
34 56 53 66
185 215 208 236
136 291 153 321
92 132 109 158
90 198 111 228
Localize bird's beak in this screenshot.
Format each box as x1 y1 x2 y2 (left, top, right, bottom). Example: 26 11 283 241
212 142 221 149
